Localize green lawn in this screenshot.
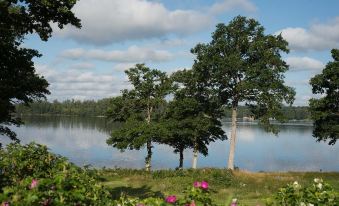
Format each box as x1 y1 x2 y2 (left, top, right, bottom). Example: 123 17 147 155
97 168 339 205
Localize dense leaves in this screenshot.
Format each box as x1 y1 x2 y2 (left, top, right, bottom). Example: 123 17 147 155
309 49 339 145
266 179 339 206
0 0 81 144
106 64 172 171
191 16 295 169
162 69 226 169
0 143 111 205
0 37 49 143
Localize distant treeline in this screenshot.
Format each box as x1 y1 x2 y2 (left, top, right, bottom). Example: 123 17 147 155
15 99 311 120
16 99 111 117
223 105 311 120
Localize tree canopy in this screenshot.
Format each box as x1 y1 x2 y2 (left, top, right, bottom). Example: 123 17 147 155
309 49 339 145
191 16 295 169
0 0 81 144
162 69 226 169
106 64 172 171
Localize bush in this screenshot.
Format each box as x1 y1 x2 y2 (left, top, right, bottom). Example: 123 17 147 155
0 143 111 205
0 143 218 205
266 178 339 206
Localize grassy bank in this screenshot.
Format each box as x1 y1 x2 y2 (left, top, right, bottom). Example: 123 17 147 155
98 168 339 205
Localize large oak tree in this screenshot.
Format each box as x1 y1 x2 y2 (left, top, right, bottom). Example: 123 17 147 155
0 0 81 145
106 64 172 171
162 69 226 169
191 16 295 170
309 49 339 145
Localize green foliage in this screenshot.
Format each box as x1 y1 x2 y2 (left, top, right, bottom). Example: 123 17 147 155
106 64 172 170
161 68 226 169
16 101 312 120
266 178 339 206
190 15 295 170
0 0 81 144
0 143 225 205
223 106 311 120
16 98 113 117
0 0 81 41
309 49 339 145
113 181 216 206
191 15 295 133
162 95 226 168
0 142 112 205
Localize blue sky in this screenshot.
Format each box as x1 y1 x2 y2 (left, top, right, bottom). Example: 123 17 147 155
27 0 339 105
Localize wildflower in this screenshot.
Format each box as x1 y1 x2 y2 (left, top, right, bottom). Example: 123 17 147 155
2 202 9 206
230 198 237 206
136 204 145 206
29 179 38 189
165 195 176 203
193 181 201 188
317 183 323 190
201 181 208 189
293 181 301 189
314 178 322 183
300 202 306 206
308 204 314 206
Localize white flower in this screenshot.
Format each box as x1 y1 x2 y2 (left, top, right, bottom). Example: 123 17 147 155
314 178 322 183
317 183 323 189
300 202 306 206
293 181 301 189
308 203 314 206
232 198 237 203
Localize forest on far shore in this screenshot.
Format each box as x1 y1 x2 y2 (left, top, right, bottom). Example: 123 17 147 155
15 99 311 120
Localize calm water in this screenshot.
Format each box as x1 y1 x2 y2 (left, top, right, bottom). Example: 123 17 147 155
1 116 338 171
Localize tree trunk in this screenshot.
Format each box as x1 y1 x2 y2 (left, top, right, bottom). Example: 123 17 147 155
178 148 184 169
145 103 153 171
145 140 152 172
192 140 198 169
227 106 237 170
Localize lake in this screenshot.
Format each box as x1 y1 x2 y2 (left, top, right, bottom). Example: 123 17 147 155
1 116 338 172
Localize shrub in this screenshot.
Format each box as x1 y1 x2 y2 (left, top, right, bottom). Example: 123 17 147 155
266 178 339 206
0 143 111 205
0 143 218 205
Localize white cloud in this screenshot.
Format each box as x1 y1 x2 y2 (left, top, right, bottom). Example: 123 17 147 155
69 62 95 70
54 0 257 45
113 63 137 72
54 0 212 45
36 65 131 100
276 17 339 51
61 46 173 63
285 56 324 71
209 0 257 14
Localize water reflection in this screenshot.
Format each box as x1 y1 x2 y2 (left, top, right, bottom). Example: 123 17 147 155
1 116 338 171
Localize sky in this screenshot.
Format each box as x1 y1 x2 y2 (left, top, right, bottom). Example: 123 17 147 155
26 0 339 105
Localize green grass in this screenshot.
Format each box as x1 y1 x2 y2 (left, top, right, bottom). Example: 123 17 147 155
97 168 339 206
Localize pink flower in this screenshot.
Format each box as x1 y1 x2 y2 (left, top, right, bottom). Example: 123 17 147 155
193 181 201 188
2 202 10 206
230 198 237 206
136 204 144 206
29 179 38 189
165 195 177 203
201 181 208 189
